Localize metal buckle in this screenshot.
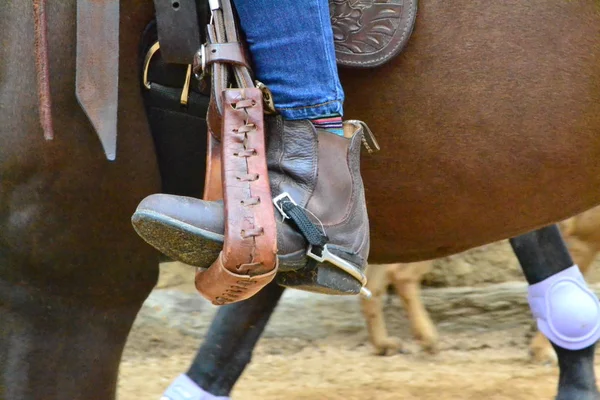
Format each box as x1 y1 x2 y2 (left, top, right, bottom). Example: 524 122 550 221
143 41 192 106
209 0 221 11
307 244 369 297
192 44 207 80
142 42 161 90
272 192 297 220
256 81 277 115
180 65 192 106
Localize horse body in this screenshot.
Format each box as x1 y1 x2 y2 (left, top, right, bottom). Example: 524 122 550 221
342 0 600 262
2 0 600 399
1 2 158 399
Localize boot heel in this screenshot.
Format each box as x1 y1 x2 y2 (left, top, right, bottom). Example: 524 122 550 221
276 244 368 295
275 260 363 295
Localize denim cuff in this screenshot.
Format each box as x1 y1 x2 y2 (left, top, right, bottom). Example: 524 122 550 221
277 100 344 120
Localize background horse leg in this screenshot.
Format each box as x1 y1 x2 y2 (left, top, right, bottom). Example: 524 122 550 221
361 265 405 355
361 262 438 356
388 261 438 354
162 282 285 398
510 225 600 400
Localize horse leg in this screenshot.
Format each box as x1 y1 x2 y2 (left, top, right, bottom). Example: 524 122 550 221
510 225 600 400
160 282 285 399
361 265 404 355
529 220 599 364
388 261 439 354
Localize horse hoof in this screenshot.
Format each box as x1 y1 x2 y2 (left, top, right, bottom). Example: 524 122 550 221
373 337 403 356
420 339 439 355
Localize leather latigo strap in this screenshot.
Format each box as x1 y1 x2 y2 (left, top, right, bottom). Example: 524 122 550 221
194 0 278 305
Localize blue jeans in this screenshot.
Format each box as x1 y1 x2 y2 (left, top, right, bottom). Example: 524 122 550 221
232 0 345 120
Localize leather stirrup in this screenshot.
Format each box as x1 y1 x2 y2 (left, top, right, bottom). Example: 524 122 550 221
192 0 278 305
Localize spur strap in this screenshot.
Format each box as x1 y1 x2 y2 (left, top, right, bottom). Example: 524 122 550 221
194 0 278 305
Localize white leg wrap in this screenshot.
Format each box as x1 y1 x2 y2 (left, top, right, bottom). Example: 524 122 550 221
528 265 600 350
160 374 231 400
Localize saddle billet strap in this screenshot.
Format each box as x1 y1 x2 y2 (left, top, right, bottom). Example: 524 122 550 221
194 0 278 305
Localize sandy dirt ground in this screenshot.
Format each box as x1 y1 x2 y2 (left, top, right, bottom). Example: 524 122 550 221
119 323 580 400
116 246 600 400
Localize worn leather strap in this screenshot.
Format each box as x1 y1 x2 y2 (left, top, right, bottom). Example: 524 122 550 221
195 0 278 305
194 42 250 71
204 0 253 135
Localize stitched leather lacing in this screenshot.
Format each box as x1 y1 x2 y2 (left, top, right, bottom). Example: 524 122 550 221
234 98 264 241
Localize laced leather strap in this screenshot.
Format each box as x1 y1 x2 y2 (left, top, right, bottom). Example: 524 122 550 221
194 0 278 305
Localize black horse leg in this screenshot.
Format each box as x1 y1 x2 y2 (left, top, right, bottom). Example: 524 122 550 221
161 282 285 399
510 225 600 400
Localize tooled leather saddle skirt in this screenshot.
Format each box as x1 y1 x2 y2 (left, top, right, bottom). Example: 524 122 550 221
330 0 417 68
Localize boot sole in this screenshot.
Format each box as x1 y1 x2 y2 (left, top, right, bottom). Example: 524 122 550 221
132 209 308 270
132 209 223 268
132 210 363 295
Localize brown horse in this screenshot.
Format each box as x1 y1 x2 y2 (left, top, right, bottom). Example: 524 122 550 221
2 0 600 399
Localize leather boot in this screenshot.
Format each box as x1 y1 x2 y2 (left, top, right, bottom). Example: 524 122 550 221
132 116 373 295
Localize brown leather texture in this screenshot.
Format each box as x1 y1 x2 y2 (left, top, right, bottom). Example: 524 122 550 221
307 131 353 225
195 253 277 305
153 0 201 64
201 43 250 69
330 0 417 68
266 118 370 269
195 88 278 305
207 96 223 141
193 0 279 304
202 133 224 201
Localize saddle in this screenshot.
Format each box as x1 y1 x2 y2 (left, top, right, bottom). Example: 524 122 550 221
64 0 417 159
61 0 416 304
331 0 417 68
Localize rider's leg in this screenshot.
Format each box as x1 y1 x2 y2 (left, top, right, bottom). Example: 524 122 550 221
159 283 285 400
232 0 344 130
132 0 371 297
